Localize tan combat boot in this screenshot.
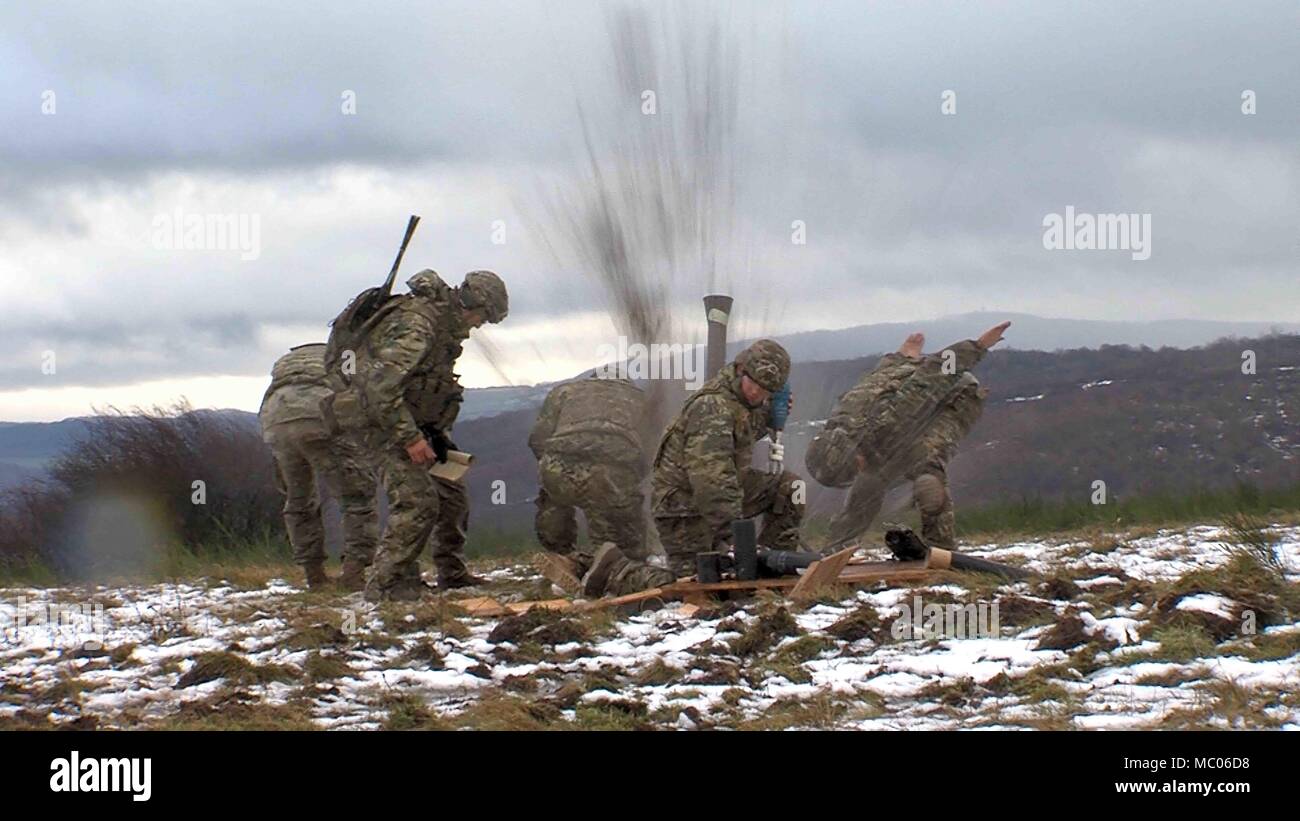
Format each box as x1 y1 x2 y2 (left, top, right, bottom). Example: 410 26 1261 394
338 558 368 592
304 562 332 590
581 542 628 598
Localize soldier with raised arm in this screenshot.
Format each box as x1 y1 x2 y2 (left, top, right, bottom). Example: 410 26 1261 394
807 321 1010 549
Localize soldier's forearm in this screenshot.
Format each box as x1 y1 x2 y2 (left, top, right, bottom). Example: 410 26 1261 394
691 478 743 537
389 407 421 446
938 339 985 372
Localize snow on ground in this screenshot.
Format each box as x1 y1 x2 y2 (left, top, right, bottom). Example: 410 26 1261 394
2 525 1299 730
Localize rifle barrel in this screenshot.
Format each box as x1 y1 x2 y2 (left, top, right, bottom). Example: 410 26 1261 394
382 215 421 293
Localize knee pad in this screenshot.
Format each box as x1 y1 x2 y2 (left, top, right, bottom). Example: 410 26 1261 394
913 473 948 516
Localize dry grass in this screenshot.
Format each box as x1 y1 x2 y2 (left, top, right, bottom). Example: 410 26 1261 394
379 693 452 730
734 690 881 730
452 690 563 730
1159 679 1289 729
175 651 297 689
153 688 318 730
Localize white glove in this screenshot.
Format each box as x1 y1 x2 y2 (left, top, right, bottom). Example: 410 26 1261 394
768 441 785 463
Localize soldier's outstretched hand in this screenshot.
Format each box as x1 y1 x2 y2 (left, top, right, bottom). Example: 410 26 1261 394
898 332 925 358
977 321 1011 350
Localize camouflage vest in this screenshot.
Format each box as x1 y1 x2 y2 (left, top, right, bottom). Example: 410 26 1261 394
322 289 463 434
401 289 470 432
546 378 646 463
654 364 766 470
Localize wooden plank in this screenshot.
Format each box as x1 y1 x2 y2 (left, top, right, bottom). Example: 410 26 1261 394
665 578 797 593
480 560 938 615
504 599 573 614
454 596 512 618
839 560 930 582
535 552 584 596
574 587 665 613
790 546 858 600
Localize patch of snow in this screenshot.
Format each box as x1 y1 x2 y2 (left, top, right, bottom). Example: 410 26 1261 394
1175 594 1239 620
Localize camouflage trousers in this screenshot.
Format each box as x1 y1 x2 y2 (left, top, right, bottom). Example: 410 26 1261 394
655 468 805 576
365 441 473 592
270 434 377 568
827 416 965 549
834 463 956 550
569 547 676 596
534 453 646 559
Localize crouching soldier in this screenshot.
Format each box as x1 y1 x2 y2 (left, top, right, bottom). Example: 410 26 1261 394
259 343 377 590
806 321 1008 549
528 375 673 596
652 339 805 576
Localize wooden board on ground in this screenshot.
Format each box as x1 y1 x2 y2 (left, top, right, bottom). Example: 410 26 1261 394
790 546 859 600
839 560 931 583
453 558 936 617
569 559 935 611
455 596 514 618
504 598 573 614
574 587 667 612
535 553 583 596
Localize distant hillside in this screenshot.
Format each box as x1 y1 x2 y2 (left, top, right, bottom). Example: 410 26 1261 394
0 419 89 462
458 383 553 421
461 312 1300 423
0 461 42 493
730 311 1299 364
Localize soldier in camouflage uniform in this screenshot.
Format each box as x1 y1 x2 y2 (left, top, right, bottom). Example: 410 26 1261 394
259 344 377 590
325 269 508 602
652 339 805 576
528 376 674 596
806 322 1009 549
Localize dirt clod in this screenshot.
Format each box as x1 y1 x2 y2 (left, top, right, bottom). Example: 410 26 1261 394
1035 613 1089 650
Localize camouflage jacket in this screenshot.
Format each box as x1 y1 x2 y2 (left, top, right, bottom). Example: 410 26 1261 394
828 339 985 464
344 286 470 447
528 377 647 467
651 363 771 533
259 344 331 443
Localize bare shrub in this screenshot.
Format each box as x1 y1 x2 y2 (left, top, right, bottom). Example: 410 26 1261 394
0 402 282 578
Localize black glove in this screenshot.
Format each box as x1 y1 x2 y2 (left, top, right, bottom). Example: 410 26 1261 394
423 427 451 463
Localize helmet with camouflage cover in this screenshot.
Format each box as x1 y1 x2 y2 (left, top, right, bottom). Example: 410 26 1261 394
459 270 508 323
737 338 790 392
805 426 858 488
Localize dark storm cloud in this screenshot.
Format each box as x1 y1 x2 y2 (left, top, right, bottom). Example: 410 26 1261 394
0 314 275 390
0 0 590 186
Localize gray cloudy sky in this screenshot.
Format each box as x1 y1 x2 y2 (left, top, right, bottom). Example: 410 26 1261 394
1 0 1297 421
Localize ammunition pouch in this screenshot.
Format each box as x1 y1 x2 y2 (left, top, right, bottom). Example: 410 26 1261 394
320 388 368 436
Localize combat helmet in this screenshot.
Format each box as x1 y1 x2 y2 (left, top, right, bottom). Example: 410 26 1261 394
738 338 790 392
459 270 508 323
